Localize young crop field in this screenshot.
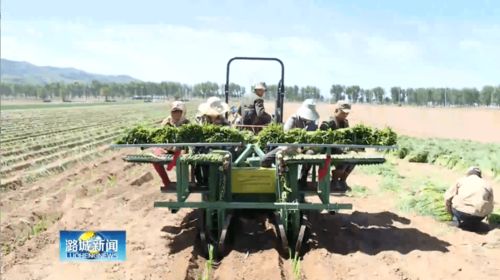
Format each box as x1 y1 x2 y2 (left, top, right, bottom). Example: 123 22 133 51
0 102 198 189
395 136 500 180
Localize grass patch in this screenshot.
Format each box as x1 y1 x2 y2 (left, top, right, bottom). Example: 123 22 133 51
394 136 500 180
347 185 370 197
398 180 452 221
199 244 214 280
290 250 301 280
31 219 49 236
357 161 398 177
379 176 401 192
358 161 403 193
361 160 452 222
488 210 500 225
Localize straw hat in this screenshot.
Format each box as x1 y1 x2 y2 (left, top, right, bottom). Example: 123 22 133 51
198 96 230 116
254 82 267 91
335 100 351 113
297 99 320 121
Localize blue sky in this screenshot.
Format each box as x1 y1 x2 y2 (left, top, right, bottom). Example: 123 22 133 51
2 0 500 95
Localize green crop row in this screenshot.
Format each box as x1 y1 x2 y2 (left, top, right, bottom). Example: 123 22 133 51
394 136 500 180
116 123 398 149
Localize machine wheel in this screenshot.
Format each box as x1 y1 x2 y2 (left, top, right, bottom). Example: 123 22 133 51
273 212 290 257
217 213 233 257
196 210 210 258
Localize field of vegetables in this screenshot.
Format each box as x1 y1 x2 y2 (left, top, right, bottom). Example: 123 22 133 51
0 102 179 189
395 136 500 180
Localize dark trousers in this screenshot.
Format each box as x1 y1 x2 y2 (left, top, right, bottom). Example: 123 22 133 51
261 147 280 168
452 208 485 229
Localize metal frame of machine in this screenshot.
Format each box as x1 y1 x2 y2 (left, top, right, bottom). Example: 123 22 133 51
112 57 396 259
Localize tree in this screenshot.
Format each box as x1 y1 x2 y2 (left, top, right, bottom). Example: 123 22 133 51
390 87 402 104
363 89 374 103
492 86 500 106
193 82 219 98
345 85 361 103
228 83 245 98
330 84 344 102
372 87 385 104
480 86 495 106
430 88 445 106
462 87 480 106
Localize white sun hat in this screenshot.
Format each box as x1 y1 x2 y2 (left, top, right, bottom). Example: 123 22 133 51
296 99 320 121
198 96 230 116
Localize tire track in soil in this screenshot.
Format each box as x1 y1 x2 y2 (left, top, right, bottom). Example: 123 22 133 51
212 213 292 280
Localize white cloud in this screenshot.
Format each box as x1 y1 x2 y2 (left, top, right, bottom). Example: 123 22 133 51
2 19 499 95
365 37 421 63
459 40 484 51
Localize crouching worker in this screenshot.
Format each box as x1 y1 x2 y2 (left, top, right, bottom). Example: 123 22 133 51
152 101 190 188
261 99 320 184
444 167 494 231
319 101 353 192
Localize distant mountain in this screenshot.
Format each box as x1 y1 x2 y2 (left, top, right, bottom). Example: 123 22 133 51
0 59 140 84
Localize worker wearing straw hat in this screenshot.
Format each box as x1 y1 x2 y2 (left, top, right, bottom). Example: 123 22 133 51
196 96 230 126
194 96 231 186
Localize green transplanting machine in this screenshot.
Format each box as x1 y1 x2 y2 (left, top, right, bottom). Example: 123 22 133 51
112 57 395 259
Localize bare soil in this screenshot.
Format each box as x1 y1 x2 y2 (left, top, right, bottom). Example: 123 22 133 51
1 103 499 279
275 103 500 143
1 148 499 280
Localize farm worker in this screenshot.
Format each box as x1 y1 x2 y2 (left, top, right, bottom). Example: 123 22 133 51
194 96 231 186
319 100 350 130
230 105 243 126
161 101 190 126
152 101 191 189
261 99 320 182
239 82 272 132
444 167 494 230
319 101 354 192
283 98 320 131
196 96 230 126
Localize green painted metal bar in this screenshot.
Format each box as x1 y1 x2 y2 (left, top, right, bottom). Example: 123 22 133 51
233 144 254 166
208 164 219 201
267 143 397 150
154 201 353 211
288 164 299 201
252 144 266 158
112 143 243 148
233 144 266 166
176 161 189 202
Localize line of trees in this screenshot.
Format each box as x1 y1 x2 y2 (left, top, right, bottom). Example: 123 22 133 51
0 81 323 102
1 80 499 106
330 84 500 106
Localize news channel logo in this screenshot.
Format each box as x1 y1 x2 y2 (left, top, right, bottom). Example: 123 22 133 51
60 230 126 262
